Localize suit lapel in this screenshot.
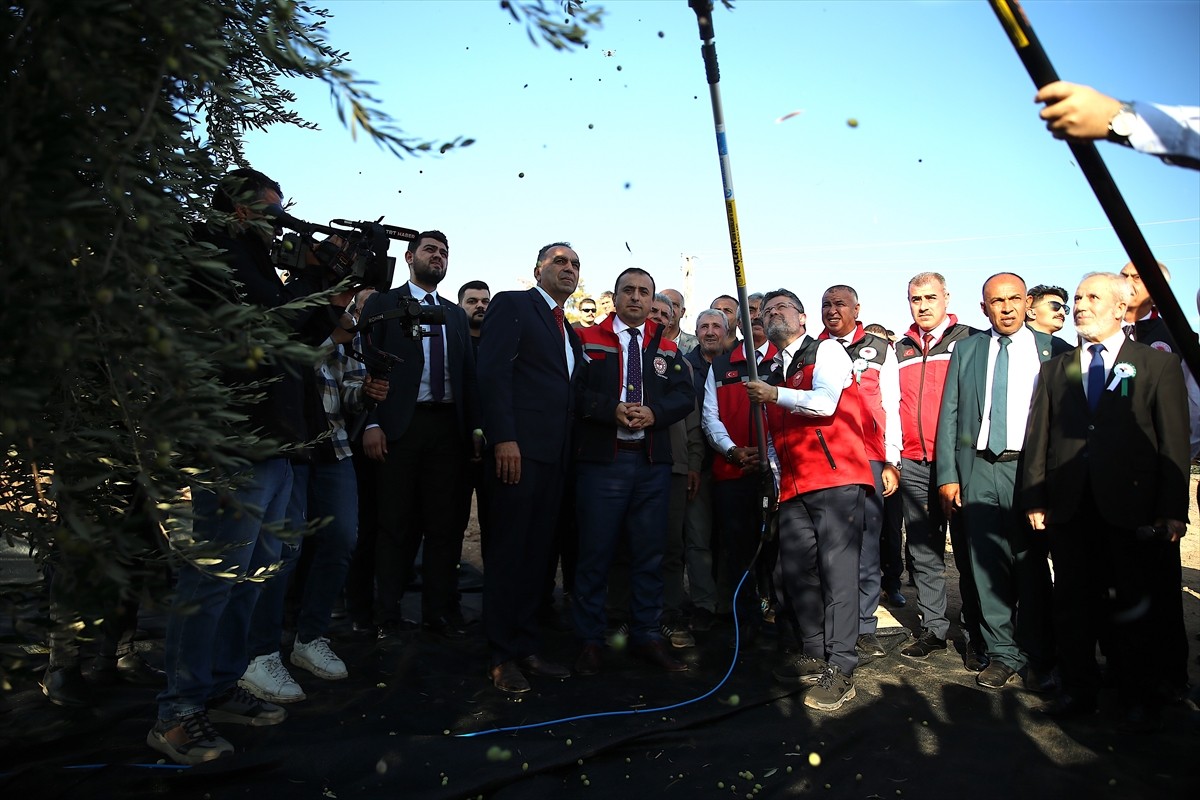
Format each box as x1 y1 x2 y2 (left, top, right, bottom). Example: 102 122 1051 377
971 335 988 418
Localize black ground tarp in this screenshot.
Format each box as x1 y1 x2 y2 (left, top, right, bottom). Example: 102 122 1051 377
2 558 1198 799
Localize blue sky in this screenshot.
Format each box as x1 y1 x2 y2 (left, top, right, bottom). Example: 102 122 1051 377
243 0 1200 337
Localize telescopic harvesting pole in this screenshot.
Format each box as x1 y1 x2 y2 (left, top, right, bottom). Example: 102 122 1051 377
689 0 769 466
989 0 1200 383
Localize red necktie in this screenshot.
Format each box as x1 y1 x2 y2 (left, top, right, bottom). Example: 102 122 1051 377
553 306 565 340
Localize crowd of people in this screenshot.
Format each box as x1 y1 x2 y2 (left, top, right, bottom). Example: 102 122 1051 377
34 166 1197 768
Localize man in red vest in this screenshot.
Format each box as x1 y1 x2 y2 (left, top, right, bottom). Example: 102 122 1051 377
818 285 900 661
746 289 874 711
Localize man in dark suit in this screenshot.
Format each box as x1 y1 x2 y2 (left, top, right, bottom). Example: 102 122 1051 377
936 273 1070 692
1022 272 1189 729
360 231 481 641
572 268 695 676
476 242 582 692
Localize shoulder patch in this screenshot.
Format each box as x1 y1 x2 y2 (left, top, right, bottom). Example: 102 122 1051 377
1150 341 1172 353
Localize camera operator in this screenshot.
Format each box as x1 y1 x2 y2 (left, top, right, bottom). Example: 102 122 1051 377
240 240 389 703
359 232 483 642
150 168 326 764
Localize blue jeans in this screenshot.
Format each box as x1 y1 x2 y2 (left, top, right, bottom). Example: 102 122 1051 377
572 452 671 646
248 459 359 654
157 458 293 721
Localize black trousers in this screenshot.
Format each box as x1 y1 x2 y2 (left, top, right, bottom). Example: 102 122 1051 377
1048 496 1183 706
374 406 465 625
483 457 565 665
712 474 770 634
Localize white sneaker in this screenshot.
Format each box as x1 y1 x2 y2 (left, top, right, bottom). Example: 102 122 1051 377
290 636 348 680
238 652 306 703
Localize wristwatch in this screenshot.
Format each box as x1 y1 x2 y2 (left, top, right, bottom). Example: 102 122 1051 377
725 445 739 464
1107 102 1136 143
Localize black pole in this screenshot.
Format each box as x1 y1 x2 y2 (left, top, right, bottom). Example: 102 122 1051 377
989 0 1200 383
689 0 769 466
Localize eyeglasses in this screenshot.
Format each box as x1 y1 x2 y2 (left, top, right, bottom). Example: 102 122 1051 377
580 307 596 314
762 302 800 316
1037 300 1070 313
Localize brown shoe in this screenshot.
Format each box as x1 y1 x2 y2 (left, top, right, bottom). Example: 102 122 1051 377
489 661 530 694
574 644 603 677
630 639 688 672
517 654 570 679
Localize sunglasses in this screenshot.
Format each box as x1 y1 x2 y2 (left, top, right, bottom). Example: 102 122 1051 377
580 307 596 313
1038 300 1070 313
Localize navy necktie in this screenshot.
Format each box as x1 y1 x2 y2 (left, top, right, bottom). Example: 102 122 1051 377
626 328 642 404
424 295 445 401
1086 343 1105 413
987 335 1010 455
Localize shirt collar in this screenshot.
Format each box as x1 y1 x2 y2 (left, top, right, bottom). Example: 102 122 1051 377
612 315 645 338
408 281 437 303
533 285 558 309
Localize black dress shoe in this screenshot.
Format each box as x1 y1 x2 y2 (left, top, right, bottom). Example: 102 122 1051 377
517 654 570 679
421 617 468 640
87 653 165 686
1042 694 1097 719
1022 666 1057 694
630 639 688 673
1118 703 1162 733
575 644 603 677
41 665 92 708
900 629 947 659
489 662 530 694
977 662 1017 689
856 634 887 659
885 590 907 607
964 648 989 673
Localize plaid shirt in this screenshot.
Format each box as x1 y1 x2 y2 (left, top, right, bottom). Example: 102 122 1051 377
316 332 368 461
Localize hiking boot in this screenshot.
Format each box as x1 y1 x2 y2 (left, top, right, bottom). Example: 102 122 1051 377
773 653 827 685
291 636 348 680
147 711 233 765
208 685 288 726
661 622 696 649
804 665 856 711
239 652 306 703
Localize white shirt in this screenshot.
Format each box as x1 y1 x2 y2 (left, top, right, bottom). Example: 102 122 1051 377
773 337 853 417
533 285 575 376
408 282 452 403
1128 102 1200 167
975 325 1040 452
1079 327 1128 405
612 315 646 441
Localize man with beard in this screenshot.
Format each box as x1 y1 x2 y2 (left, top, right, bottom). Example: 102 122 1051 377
459 280 490 356
360 232 482 641
1022 272 1189 729
455 280 491 560
747 290 873 711
478 243 582 692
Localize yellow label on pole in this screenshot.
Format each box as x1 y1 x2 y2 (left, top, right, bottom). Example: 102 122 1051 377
726 199 746 288
993 0 1030 49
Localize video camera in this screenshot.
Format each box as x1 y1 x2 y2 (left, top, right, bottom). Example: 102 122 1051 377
267 203 418 292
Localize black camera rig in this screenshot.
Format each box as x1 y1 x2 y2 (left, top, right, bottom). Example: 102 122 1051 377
267 203 416 292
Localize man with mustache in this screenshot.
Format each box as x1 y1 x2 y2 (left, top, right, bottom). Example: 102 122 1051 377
1025 284 1069 336
360 232 482 642
893 272 985 670
1022 272 1189 730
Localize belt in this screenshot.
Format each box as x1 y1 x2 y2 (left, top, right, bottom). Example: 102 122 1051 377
615 440 644 452
415 402 455 411
976 449 1020 463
